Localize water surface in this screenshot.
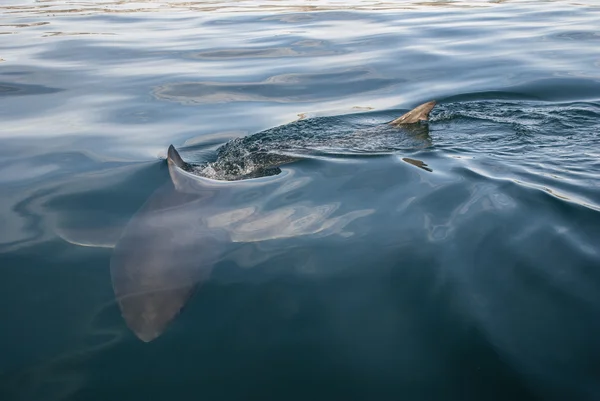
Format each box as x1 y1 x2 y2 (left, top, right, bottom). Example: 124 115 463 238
1 1 600 400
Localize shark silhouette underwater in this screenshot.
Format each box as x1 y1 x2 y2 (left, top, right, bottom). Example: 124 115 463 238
110 100 437 342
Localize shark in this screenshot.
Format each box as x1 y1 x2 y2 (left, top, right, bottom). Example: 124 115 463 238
110 100 437 342
169 100 437 181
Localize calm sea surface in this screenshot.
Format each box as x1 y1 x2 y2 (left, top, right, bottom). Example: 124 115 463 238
1 1 600 400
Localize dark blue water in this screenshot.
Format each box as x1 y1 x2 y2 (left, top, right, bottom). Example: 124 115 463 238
1 1 600 400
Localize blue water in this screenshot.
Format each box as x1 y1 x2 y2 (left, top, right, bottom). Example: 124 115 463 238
1 1 600 400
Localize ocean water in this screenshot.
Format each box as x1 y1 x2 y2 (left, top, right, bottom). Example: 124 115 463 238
1 1 600 400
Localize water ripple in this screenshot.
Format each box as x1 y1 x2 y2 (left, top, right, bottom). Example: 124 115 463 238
1 1 600 400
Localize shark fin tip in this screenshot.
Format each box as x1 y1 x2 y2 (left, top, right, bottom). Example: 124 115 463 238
389 100 437 126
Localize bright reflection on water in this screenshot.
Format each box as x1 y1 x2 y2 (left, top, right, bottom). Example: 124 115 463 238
1 1 600 400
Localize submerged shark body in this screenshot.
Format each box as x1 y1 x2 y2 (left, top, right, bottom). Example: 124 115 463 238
111 100 436 341
174 100 436 181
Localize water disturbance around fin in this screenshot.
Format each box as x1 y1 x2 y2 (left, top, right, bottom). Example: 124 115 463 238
389 100 437 126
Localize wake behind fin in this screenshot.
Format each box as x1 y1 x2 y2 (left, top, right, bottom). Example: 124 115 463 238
389 100 436 126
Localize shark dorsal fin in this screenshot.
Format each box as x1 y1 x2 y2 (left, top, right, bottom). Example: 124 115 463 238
389 100 436 126
167 145 201 192
167 144 186 169
166 145 221 193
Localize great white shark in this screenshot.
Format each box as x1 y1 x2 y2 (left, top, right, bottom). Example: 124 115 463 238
110 100 437 342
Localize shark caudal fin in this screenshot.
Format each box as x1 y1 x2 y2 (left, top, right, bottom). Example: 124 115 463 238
389 100 436 126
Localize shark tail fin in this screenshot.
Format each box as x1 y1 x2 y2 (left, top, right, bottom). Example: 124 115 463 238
389 100 436 126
